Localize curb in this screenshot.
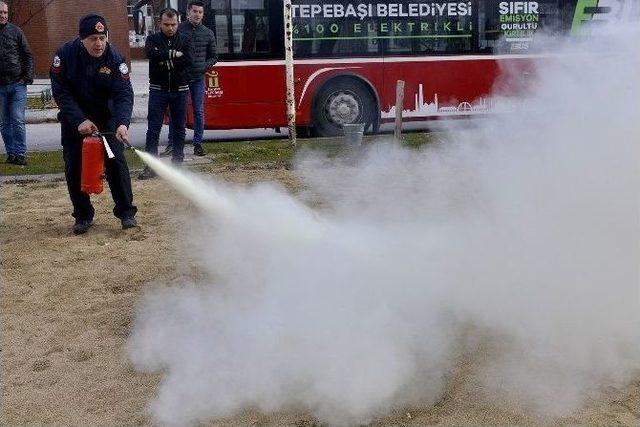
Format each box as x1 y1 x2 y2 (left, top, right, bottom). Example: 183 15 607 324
0 155 213 183
26 113 149 125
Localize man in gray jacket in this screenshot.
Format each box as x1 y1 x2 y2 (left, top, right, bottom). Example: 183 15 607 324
163 0 216 157
0 1 34 165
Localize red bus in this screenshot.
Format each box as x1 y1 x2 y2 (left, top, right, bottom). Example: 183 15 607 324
167 0 634 137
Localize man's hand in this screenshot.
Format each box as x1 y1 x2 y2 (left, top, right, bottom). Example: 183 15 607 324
115 125 129 142
175 51 184 58
78 120 98 135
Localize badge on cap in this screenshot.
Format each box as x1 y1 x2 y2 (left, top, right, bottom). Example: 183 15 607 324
95 21 105 32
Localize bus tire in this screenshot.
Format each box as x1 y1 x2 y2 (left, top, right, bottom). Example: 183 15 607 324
312 77 379 137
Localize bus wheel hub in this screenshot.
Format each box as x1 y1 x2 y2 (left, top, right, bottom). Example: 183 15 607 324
326 92 360 125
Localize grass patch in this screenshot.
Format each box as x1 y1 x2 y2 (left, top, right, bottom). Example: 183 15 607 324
206 139 298 164
401 131 438 148
0 150 144 176
0 132 437 177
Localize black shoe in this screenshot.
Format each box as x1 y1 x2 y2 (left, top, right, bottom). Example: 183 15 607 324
160 145 173 157
12 155 27 166
121 217 138 230
5 154 15 164
73 219 93 235
138 166 157 180
193 144 206 157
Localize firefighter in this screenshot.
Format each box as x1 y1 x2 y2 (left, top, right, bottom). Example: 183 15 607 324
50 14 138 235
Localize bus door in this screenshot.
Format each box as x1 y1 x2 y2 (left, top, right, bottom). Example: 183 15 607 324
202 0 286 130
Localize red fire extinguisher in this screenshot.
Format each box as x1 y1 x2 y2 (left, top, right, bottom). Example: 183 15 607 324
81 135 105 194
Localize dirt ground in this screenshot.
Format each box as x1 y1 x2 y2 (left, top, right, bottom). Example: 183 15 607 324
1 164 639 427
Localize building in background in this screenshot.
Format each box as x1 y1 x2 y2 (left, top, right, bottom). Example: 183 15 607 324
8 0 130 77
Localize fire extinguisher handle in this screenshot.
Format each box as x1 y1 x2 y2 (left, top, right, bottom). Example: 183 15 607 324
122 138 133 150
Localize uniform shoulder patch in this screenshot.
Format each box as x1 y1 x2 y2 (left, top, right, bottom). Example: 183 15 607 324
118 62 130 79
51 55 62 74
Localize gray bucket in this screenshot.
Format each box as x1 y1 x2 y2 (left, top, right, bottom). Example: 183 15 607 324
342 123 365 147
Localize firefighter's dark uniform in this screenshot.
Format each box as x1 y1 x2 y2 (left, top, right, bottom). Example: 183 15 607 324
50 38 137 224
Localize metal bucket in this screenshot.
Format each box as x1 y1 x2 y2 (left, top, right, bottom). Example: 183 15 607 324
342 123 365 147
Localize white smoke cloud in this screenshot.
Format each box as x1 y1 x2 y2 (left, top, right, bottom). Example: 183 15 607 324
127 22 640 426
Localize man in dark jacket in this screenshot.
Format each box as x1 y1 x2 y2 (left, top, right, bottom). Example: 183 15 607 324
50 14 138 235
138 7 192 179
163 0 216 158
0 0 34 166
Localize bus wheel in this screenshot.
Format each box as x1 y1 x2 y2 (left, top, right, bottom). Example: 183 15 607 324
312 78 378 137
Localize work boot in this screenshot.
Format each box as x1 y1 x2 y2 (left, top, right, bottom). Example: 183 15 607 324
5 154 15 163
137 166 157 180
193 144 206 157
160 144 173 157
12 155 27 166
73 219 93 235
121 217 138 230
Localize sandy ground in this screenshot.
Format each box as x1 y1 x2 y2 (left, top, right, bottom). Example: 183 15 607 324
1 164 639 427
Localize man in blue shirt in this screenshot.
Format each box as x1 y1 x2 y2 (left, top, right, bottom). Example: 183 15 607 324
0 0 34 166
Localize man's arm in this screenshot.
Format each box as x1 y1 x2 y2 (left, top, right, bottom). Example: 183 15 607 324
18 29 34 84
50 51 86 130
145 34 171 62
171 35 193 69
111 57 134 131
205 31 217 68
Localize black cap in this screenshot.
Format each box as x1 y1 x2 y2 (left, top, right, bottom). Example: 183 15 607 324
79 14 108 39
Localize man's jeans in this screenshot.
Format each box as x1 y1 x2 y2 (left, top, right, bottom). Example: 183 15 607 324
146 89 188 162
168 78 205 146
0 82 27 157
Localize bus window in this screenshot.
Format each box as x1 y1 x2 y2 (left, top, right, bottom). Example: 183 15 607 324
210 0 231 54
231 0 271 55
479 0 562 53
385 13 474 56
292 1 382 58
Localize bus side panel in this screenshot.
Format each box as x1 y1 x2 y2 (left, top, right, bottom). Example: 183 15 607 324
381 57 534 121
380 58 497 120
199 64 288 129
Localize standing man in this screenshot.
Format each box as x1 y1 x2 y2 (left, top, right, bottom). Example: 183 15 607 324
50 14 138 235
0 0 34 166
138 7 192 179
162 0 216 158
